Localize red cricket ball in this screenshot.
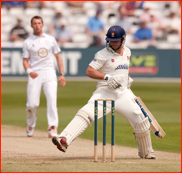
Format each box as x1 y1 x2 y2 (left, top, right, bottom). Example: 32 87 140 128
60 138 66 144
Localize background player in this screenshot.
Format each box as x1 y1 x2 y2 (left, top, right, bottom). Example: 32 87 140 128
22 16 66 138
52 25 155 159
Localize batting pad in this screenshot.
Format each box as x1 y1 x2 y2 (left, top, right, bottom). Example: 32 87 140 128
134 117 153 158
76 103 94 126
59 115 88 145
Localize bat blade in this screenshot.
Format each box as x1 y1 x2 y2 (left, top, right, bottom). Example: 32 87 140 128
135 97 166 139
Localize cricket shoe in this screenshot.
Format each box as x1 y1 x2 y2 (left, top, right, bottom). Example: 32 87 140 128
139 152 156 159
145 152 156 159
27 126 34 137
48 126 58 138
52 137 68 152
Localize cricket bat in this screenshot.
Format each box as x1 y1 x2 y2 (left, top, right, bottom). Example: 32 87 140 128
129 89 166 139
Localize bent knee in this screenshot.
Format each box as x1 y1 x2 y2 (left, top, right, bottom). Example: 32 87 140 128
76 103 94 125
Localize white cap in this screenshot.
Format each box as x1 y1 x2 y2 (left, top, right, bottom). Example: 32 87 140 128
17 16 23 21
143 2 150 9
60 18 67 25
150 10 156 16
55 6 62 13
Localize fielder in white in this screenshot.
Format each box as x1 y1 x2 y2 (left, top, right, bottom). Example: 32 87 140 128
52 25 155 159
23 16 66 138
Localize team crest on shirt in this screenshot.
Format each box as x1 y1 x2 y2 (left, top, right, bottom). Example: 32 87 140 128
38 48 48 58
111 59 114 62
127 56 129 60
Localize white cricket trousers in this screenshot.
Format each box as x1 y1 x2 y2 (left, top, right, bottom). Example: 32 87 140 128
59 87 145 145
88 87 145 128
26 69 58 130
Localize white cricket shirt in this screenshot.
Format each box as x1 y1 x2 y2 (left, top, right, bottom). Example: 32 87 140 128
89 46 131 89
22 33 61 71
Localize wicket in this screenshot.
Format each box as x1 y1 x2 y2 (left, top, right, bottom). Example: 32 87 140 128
94 98 115 162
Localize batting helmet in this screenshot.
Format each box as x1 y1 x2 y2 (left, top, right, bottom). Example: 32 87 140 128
105 25 126 42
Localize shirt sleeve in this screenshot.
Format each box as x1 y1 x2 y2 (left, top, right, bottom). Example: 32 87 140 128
99 20 104 29
89 52 107 70
22 41 29 58
148 29 153 40
134 30 140 39
52 37 61 54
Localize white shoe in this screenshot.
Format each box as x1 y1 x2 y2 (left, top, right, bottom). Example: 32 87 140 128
139 152 156 159
48 126 58 138
52 136 68 152
27 126 34 137
145 152 156 159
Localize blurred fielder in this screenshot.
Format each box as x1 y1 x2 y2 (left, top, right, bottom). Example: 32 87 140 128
22 16 66 138
52 25 155 159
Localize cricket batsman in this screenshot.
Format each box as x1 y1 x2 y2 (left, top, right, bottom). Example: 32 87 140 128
52 25 156 159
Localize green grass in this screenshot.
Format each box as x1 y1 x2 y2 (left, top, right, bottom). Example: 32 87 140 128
1 81 181 153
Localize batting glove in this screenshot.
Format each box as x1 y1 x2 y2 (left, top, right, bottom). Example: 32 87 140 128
104 74 121 89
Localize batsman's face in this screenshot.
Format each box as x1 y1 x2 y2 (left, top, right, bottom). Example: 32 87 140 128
31 19 44 35
110 40 122 50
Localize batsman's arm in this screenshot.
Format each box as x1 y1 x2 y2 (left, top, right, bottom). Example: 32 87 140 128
54 53 66 87
86 66 122 89
86 65 105 80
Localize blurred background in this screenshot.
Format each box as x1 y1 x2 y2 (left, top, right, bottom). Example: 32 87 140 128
1 1 181 79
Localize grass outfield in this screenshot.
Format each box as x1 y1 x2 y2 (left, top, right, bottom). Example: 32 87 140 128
1 81 181 153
